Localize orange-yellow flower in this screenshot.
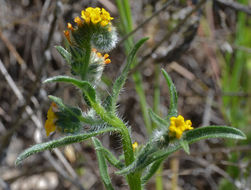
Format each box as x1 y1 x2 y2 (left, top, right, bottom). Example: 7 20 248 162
169 115 193 139
74 16 82 26
104 58 111 64
44 102 58 136
63 30 71 44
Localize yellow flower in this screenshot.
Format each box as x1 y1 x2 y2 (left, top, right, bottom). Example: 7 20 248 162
67 23 74 31
44 102 58 136
80 7 113 26
104 58 111 64
91 13 101 24
74 16 82 26
81 10 90 24
63 30 71 44
93 51 111 64
169 115 193 139
132 142 138 151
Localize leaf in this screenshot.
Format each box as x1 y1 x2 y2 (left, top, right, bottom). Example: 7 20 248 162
161 69 178 118
92 137 115 190
106 37 149 112
48 95 85 124
55 46 71 65
44 76 96 103
95 145 124 169
149 109 168 128
16 127 118 165
180 139 190 154
117 126 246 175
141 159 163 184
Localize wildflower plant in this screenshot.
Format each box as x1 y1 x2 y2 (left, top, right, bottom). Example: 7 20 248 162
16 7 246 190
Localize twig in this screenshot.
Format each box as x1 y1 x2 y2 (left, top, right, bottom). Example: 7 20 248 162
195 36 251 54
0 58 83 189
0 29 25 65
130 0 207 75
44 151 86 190
202 90 214 126
0 178 10 190
118 0 174 45
170 156 179 190
188 157 237 187
215 0 251 15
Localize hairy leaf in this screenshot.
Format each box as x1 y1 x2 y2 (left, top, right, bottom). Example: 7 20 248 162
141 159 163 184
117 126 246 175
149 109 168 128
161 69 178 118
55 46 71 65
16 127 118 165
44 76 96 103
106 37 149 112
92 137 114 190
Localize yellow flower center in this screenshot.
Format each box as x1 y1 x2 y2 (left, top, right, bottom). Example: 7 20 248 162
169 115 193 139
44 102 58 136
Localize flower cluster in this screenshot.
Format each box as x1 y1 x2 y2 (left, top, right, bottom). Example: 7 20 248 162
92 48 111 64
81 7 113 26
169 115 193 139
44 102 58 136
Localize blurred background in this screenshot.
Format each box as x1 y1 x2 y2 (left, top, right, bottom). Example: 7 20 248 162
0 0 250 189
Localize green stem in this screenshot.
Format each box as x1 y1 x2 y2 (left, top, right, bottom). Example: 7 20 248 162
153 64 163 190
91 101 142 190
133 73 152 134
155 164 163 190
153 64 160 129
81 40 91 80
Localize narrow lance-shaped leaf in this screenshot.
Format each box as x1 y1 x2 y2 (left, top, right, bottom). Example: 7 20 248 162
44 76 96 103
106 37 149 112
96 146 124 169
180 139 190 154
55 46 71 65
92 137 114 190
149 109 168 128
161 69 178 118
16 127 118 165
141 159 163 184
117 126 246 175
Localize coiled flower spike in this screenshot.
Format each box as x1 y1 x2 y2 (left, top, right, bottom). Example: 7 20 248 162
63 7 117 52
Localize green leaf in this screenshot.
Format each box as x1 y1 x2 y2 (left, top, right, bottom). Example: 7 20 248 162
141 159 163 184
55 46 71 65
96 146 124 169
180 139 190 154
149 109 168 128
92 137 114 190
16 127 118 165
44 76 96 103
161 69 178 118
106 37 149 112
117 126 246 175
48 95 84 123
